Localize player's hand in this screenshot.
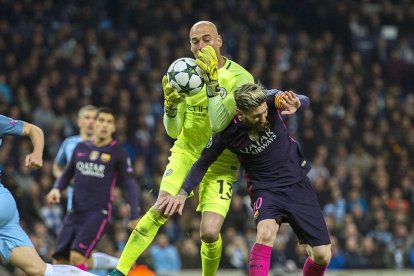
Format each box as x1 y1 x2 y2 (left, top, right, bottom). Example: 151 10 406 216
128 218 139 231
158 194 187 216
196 45 218 86
25 152 43 169
162 75 185 108
275 91 301 115
46 188 61 205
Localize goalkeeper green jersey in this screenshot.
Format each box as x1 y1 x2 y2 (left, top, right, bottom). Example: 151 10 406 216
166 57 254 167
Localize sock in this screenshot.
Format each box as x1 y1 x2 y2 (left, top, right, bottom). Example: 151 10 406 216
249 243 272 276
75 263 87 271
116 208 167 275
44 264 97 276
303 257 327 276
92 252 119 269
201 235 222 276
44 264 53 276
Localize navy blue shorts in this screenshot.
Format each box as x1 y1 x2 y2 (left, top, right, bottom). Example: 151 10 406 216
53 209 110 259
250 177 330 247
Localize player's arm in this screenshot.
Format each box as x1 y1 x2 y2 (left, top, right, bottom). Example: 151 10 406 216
118 153 140 222
21 122 44 169
163 101 186 138
196 46 254 132
53 139 68 178
161 133 226 216
53 163 64 178
208 74 254 133
46 145 77 204
181 136 225 195
162 75 186 138
271 89 310 114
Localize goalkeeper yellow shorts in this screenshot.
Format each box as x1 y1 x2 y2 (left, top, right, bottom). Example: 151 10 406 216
160 149 238 217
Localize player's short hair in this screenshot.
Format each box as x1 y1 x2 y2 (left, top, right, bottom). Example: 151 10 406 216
95 107 116 119
234 83 267 112
78 105 98 118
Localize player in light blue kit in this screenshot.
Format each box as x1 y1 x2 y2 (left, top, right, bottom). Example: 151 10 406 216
53 105 120 271
53 105 98 211
0 114 97 275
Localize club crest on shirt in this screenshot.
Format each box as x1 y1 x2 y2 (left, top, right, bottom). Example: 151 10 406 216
254 209 259 221
164 169 173 177
89 150 99 161
100 153 111 163
218 87 227 99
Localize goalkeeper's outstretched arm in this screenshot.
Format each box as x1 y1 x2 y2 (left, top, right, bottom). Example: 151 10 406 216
163 101 186 138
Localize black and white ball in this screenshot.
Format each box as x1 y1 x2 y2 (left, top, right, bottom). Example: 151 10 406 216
167 57 205 96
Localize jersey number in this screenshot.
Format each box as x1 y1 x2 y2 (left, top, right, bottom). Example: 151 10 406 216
218 180 232 200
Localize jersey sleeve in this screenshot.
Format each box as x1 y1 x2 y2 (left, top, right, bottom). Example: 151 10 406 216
208 70 254 133
0 115 24 136
182 133 227 194
54 138 69 165
297 94 310 109
54 143 78 190
163 101 186 138
118 150 140 219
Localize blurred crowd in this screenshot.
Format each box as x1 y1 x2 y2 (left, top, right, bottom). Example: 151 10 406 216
1 0 414 274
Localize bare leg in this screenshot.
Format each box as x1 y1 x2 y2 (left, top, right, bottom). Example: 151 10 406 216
9 246 46 276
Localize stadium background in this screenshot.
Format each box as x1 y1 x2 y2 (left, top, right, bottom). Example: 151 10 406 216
0 0 414 275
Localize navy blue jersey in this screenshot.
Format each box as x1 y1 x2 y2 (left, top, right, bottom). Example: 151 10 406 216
54 140 139 219
183 93 311 194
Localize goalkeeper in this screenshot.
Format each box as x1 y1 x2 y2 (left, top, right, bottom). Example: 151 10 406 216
109 21 253 276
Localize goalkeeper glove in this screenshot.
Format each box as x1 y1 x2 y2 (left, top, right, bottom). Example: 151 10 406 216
162 75 185 117
195 45 221 97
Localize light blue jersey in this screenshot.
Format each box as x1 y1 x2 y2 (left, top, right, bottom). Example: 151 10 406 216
0 115 34 262
54 135 82 211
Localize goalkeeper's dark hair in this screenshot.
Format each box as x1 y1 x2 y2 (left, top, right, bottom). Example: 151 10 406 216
234 83 267 112
95 106 116 119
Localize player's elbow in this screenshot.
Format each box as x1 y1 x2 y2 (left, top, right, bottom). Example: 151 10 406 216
52 164 63 178
211 126 224 133
210 122 227 133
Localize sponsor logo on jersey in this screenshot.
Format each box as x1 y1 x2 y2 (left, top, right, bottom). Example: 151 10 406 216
76 161 105 178
240 131 277 155
164 168 173 177
100 153 111 162
187 105 208 117
89 150 99 161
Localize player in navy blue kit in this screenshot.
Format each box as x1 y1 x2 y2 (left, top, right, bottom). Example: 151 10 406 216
46 107 140 271
160 83 331 276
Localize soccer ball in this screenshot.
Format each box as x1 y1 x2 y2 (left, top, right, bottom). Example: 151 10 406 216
167 57 205 96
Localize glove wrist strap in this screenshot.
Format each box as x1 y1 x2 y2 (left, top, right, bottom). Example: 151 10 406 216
164 105 178 117
206 81 220 97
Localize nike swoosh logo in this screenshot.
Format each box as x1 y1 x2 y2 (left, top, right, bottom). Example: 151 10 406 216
77 152 87 157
